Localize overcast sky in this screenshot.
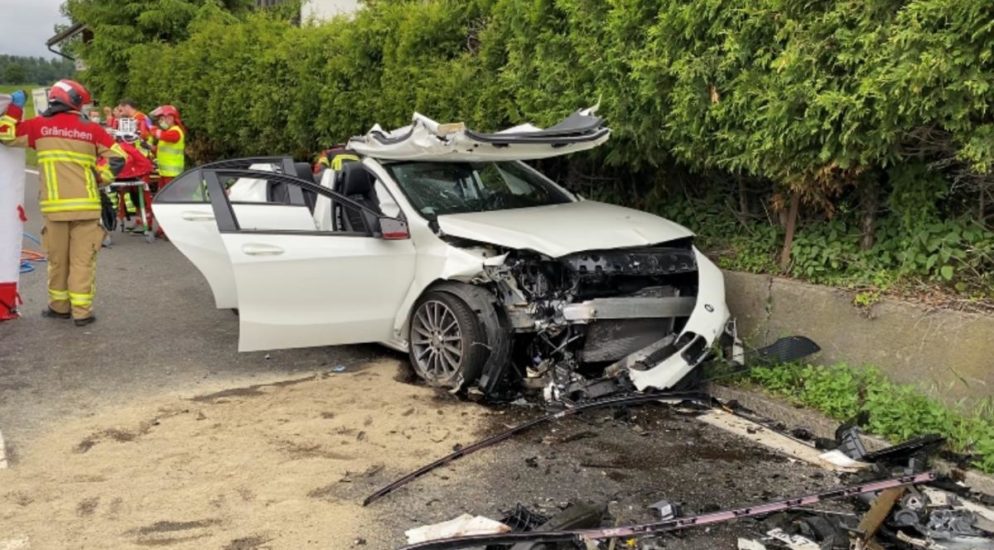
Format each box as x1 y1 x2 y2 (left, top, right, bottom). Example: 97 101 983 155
0 0 71 59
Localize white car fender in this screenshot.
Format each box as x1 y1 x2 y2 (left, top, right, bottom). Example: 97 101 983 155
387 226 493 345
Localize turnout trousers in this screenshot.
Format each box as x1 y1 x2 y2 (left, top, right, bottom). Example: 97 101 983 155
42 218 104 319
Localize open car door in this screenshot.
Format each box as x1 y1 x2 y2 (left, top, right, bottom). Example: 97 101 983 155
153 157 305 309
201 168 417 352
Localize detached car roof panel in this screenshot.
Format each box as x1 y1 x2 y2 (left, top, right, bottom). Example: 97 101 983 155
346 107 610 161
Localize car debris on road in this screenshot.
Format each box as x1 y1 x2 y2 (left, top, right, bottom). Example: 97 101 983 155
399 473 940 549
383 378 994 549
364 336 819 507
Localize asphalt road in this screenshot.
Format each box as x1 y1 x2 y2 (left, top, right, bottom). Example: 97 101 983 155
0 171 389 452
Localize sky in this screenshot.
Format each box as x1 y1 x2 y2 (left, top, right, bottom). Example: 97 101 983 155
0 0 71 59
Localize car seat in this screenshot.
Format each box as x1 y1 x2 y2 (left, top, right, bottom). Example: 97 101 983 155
294 162 318 212
335 163 382 233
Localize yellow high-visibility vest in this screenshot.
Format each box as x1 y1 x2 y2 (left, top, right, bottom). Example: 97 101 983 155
156 126 185 177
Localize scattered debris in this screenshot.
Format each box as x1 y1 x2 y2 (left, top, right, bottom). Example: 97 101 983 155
695 408 869 473
386 348 994 549
836 423 869 461
499 504 549 532
362 391 712 506
403 514 510 544
766 528 820 549
398 473 936 550
854 486 906 547
647 499 678 521
819 448 869 470
864 434 947 467
738 538 767 550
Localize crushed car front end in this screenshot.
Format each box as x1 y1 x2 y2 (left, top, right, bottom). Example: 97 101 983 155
473 237 740 399
351 107 741 399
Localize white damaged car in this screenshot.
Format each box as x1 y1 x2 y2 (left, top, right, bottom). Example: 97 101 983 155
153 109 742 400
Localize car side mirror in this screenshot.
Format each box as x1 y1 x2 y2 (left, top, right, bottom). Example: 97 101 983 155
379 217 410 240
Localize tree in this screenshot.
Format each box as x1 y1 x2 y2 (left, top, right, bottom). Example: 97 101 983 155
61 0 254 102
0 55 75 85
3 64 27 84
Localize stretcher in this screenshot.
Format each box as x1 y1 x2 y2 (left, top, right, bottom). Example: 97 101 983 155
107 180 155 243
100 127 158 245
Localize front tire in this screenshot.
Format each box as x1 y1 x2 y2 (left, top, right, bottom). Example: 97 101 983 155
408 291 488 389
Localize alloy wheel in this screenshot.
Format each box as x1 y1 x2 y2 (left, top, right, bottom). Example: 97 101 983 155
411 300 464 381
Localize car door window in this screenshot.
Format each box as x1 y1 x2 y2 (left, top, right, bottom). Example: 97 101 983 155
155 159 305 206
204 170 382 237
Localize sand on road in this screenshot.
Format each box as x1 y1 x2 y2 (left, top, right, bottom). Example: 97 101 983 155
0 359 488 549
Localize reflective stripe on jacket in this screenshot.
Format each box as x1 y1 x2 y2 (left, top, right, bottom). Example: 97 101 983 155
156 125 185 177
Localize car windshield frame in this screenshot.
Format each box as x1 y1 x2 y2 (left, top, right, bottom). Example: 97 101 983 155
383 160 575 218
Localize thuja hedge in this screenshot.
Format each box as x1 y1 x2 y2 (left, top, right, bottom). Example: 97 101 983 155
70 0 994 294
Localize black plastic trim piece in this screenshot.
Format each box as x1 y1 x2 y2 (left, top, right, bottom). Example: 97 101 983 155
218 229 372 238
205 172 238 232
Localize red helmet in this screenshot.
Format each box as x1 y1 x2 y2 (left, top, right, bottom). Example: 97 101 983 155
48 79 92 111
151 104 181 120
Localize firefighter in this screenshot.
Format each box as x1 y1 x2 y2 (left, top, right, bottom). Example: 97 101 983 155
0 80 127 326
150 105 185 189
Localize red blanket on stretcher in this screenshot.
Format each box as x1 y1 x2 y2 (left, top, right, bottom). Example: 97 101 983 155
98 141 153 181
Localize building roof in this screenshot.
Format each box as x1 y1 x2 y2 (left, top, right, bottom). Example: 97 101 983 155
46 22 88 47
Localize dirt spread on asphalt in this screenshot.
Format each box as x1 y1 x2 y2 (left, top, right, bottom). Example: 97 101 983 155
0 359 488 549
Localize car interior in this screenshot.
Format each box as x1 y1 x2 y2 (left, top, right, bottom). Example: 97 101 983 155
168 156 401 236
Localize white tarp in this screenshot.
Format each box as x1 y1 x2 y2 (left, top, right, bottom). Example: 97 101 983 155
347 107 610 161
0 94 26 317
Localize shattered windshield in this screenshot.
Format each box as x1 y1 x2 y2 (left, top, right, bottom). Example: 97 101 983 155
385 161 573 216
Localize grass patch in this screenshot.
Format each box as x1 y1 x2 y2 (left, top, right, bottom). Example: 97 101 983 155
1 84 39 166
735 362 994 474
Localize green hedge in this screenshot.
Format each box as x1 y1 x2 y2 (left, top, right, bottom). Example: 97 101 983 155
69 0 994 297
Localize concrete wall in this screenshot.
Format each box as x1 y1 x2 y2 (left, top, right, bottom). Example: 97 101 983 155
723 271 994 407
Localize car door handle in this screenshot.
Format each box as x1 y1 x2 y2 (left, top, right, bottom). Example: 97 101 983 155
181 211 215 222
241 243 284 256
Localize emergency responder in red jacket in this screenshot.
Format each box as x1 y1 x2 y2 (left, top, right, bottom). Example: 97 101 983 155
150 105 186 189
0 80 127 326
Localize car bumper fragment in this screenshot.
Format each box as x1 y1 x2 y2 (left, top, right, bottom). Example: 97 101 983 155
627 248 734 391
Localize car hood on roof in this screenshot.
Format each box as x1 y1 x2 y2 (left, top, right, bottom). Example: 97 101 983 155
436 200 694 258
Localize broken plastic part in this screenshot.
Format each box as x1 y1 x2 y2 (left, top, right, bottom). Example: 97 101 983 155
508 502 608 550
863 434 945 465
499 505 549 532
648 499 678 521
835 424 868 461
754 336 821 364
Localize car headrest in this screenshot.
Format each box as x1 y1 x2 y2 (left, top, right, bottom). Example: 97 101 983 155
339 163 375 197
294 162 312 181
